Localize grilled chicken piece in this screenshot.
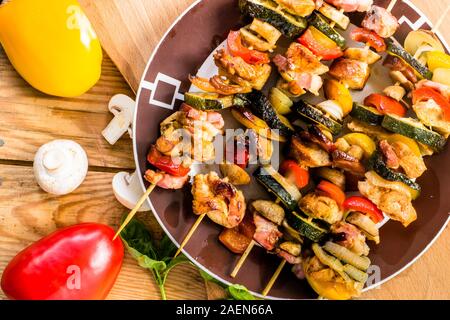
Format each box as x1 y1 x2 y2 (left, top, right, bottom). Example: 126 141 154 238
329 58 370 90
331 222 370 256
413 100 450 138
144 169 189 190
358 172 417 227
344 47 381 65
347 119 391 142
274 0 315 17
299 192 343 224
274 43 329 76
362 5 399 38
214 49 272 90
290 135 332 168
346 212 380 244
274 43 328 95
380 140 427 178
332 150 366 177
325 0 372 12
253 213 283 251
192 172 246 228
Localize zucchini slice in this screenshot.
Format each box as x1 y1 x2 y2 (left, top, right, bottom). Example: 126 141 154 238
308 12 346 48
381 114 446 151
323 241 371 271
184 92 233 110
368 151 421 198
286 212 328 242
386 38 433 80
294 100 343 135
239 0 308 38
350 103 384 125
237 91 295 137
253 165 301 210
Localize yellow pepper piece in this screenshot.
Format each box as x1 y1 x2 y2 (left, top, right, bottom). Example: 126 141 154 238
386 134 422 157
0 0 102 97
324 79 353 116
341 133 376 159
426 51 450 72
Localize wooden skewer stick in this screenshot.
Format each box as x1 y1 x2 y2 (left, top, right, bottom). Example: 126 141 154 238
174 213 207 258
230 197 282 278
262 259 286 296
231 239 256 278
113 183 157 240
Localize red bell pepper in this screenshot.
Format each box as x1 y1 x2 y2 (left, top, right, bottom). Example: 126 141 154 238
227 30 270 65
364 93 407 117
298 27 343 61
316 180 346 207
280 159 309 189
412 87 450 121
147 145 190 177
343 196 384 223
350 28 386 52
1 223 124 300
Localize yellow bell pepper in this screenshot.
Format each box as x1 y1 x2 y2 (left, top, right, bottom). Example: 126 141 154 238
324 79 353 116
341 133 376 159
426 51 450 72
0 0 102 97
432 68 450 86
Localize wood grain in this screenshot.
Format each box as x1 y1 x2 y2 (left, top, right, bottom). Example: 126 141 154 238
0 165 206 300
78 0 197 92
0 47 135 169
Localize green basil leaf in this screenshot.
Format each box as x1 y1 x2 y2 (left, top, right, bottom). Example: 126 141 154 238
227 284 256 300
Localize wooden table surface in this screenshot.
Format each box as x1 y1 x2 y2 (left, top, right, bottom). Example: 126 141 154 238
1 0 449 300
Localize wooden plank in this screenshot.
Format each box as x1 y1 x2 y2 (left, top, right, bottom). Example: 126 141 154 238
78 0 196 92
0 164 205 300
0 48 135 169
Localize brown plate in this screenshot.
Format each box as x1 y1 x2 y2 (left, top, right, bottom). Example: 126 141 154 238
133 0 450 299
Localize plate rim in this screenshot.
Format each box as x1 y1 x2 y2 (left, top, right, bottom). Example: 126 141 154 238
132 0 450 299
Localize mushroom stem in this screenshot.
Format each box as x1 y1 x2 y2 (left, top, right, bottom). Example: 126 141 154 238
113 183 157 240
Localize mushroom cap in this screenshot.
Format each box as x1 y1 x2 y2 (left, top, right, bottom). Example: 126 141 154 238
33 140 88 195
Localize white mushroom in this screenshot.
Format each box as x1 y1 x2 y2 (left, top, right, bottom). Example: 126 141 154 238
33 140 88 195
102 94 135 145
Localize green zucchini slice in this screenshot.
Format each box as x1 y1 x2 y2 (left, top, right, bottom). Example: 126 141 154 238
350 103 384 125
253 165 301 210
368 151 421 198
237 92 295 137
294 100 343 135
184 92 233 110
386 38 433 80
381 114 446 151
239 0 308 38
286 212 328 242
308 12 346 48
